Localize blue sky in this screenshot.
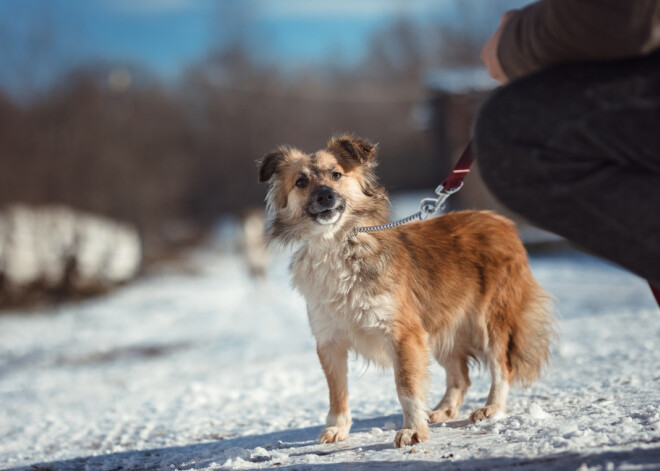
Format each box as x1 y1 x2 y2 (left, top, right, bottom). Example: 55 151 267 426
0 0 529 96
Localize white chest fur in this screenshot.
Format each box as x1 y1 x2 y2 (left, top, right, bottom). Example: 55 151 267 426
291 241 396 366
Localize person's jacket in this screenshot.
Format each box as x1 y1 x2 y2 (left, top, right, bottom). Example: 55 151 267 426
499 0 660 80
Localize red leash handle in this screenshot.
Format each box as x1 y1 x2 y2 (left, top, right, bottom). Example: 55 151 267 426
440 142 475 193
419 142 475 219
651 283 660 308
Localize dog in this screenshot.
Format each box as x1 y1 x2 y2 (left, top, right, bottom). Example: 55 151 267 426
258 135 556 448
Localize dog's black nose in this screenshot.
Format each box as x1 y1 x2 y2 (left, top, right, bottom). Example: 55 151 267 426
314 186 335 209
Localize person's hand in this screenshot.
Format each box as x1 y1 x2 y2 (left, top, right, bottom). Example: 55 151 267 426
481 10 517 84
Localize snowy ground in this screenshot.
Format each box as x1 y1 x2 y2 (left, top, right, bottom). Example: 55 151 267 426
1 241 659 470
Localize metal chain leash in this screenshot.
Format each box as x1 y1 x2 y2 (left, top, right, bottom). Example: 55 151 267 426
355 211 423 233
356 182 464 233
356 143 474 234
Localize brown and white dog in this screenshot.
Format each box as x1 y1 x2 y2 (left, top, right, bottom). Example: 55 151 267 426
258 135 556 448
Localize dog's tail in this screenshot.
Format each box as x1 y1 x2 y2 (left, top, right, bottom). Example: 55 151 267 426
508 278 558 387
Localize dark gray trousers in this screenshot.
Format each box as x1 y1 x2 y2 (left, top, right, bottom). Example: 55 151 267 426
474 50 660 286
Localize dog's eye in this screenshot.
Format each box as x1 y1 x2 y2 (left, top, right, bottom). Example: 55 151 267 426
295 177 308 188
332 172 342 181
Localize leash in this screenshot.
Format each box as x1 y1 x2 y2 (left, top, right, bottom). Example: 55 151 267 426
651 283 660 308
357 142 474 233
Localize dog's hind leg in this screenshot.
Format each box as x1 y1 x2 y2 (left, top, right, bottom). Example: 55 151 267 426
392 328 430 447
469 353 512 422
317 340 352 443
429 354 470 423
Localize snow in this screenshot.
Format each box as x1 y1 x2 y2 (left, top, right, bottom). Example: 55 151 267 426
0 205 141 294
1 243 659 470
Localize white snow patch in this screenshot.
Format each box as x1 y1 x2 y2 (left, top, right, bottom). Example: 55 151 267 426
528 402 551 420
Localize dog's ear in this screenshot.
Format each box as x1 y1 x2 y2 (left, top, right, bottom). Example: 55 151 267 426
258 148 288 183
328 135 384 198
327 135 377 166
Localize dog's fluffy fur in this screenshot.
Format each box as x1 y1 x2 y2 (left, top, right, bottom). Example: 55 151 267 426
258 135 556 448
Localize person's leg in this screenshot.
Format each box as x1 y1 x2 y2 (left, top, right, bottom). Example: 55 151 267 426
474 51 660 287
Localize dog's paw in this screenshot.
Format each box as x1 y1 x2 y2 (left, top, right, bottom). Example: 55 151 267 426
469 405 501 422
319 426 349 444
429 407 458 423
393 426 429 448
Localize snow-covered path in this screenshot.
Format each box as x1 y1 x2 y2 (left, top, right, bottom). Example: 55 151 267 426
1 247 659 470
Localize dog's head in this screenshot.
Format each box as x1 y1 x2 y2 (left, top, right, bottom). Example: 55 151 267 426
258 135 387 244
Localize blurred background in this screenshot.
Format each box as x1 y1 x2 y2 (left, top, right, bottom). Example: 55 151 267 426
0 0 536 306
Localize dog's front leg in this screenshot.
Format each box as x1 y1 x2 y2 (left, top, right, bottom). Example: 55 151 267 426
393 331 430 447
317 341 351 443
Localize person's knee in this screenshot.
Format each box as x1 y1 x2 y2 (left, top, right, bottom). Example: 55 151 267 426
474 67 586 201
473 86 520 204
472 82 558 221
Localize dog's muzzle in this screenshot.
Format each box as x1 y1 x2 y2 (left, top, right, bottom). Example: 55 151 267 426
308 186 345 225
